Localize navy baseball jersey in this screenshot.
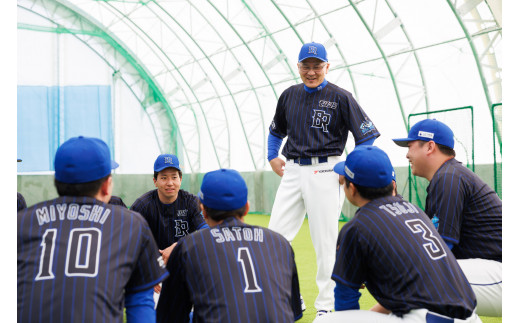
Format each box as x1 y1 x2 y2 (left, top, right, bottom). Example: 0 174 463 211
333 195 476 319
156 217 302 323
17 192 27 211
131 189 206 250
17 196 169 323
109 195 127 208
269 82 379 159
425 158 502 261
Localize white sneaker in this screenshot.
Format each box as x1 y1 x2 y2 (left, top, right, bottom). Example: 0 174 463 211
316 310 332 317
300 296 306 312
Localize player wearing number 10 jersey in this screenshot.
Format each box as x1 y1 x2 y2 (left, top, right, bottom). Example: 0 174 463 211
17 136 168 323
157 169 303 322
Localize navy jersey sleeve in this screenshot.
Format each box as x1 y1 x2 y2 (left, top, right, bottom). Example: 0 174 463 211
340 91 379 145
425 169 465 245
332 222 366 289
269 88 289 139
156 239 192 323
126 214 169 293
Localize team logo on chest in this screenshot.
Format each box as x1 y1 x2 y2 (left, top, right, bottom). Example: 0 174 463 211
311 110 331 132
174 219 189 237
177 209 188 217
319 100 338 109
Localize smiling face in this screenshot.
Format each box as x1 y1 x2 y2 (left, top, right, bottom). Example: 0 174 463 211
298 57 330 88
154 168 182 204
405 140 429 178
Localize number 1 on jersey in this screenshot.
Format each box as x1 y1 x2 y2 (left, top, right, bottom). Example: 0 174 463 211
237 247 262 293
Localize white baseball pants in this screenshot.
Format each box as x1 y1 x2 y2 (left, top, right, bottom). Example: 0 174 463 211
269 156 344 311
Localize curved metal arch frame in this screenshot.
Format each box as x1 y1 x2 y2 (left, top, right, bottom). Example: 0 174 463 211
18 0 188 164
446 0 502 114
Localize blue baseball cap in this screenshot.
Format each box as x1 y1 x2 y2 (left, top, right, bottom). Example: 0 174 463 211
298 42 328 62
154 154 181 172
333 146 394 188
392 119 454 149
54 136 119 184
198 169 248 211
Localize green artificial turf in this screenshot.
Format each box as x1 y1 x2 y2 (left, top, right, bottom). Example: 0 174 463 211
244 213 502 323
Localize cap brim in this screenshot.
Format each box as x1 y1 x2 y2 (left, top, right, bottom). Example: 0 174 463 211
392 139 412 147
298 56 328 62
155 165 181 172
333 161 346 176
111 160 119 169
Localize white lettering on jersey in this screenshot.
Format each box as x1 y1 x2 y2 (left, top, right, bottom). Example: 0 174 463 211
35 204 111 226
211 227 264 243
311 110 331 132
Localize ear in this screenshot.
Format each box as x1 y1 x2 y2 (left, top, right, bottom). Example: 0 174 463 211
153 177 158 187
99 176 113 203
426 141 436 155
325 62 331 73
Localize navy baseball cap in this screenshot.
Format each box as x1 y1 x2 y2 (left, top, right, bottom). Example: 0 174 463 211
154 154 181 172
198 169 248 211
298 42 328 62
333 146 394 188
54 136 119 184
393 119 454 149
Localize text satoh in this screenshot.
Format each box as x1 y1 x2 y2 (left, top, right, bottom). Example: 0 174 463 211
210 226 264 243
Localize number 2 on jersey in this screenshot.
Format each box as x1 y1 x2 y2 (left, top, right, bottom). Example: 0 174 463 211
237 247 262 293
35 228 102 281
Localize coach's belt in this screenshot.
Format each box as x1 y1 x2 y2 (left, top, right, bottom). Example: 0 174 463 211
426 312 454 323
291 156 328 165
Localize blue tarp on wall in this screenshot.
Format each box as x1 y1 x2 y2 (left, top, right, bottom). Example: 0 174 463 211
17 85 113 172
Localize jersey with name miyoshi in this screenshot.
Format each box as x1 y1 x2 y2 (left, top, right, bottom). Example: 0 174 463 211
131 189 206 250
269 82 379 159
156 217 302 323
333 195 476 319
18 196 169 323
425 158 502 261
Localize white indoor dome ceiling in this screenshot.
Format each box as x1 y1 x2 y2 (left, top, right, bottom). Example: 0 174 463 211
17 0 502 173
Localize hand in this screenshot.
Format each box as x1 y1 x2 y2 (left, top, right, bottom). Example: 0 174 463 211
159 242 178 264
154 283 162 294
269 157 286 177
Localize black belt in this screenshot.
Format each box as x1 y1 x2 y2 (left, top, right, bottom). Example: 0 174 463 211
426 312 454 323
291 156 329 165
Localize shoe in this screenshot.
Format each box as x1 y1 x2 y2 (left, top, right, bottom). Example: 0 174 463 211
316 310 332 317
300 296 306 312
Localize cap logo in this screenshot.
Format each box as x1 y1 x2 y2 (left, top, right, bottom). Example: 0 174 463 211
418 131 434 139
344 165 354 179
308 46 318 55
164 156 174 164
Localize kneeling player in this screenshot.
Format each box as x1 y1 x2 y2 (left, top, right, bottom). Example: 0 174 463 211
157 169 303 322
315 145 481 323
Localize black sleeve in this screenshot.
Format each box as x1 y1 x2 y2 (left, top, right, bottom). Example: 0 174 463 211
156 240 192 323
290 248 303 321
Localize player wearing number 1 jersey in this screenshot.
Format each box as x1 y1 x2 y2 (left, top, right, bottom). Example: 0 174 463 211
315 145 480 323
18 136 168 323
157 169 303 322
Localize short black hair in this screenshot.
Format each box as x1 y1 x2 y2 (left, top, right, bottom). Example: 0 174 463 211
54 175 110 198
417 140 456 157
202 204 247 222
345 178 393 200
154 168 183 180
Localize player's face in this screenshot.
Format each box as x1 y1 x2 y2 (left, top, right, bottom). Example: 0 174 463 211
298 58 329 88
154 168 182 203
406 141 428 177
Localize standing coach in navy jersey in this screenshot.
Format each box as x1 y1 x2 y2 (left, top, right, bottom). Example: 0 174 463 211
393 119 502 317
18 136 169 323
267 41 380 317
157 169 303 322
